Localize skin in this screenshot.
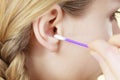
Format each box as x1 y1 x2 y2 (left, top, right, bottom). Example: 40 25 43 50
26 0 120 80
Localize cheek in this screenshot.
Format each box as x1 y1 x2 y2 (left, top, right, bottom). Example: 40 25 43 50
105 19 113 37
91 19 113 39
72 19 113 43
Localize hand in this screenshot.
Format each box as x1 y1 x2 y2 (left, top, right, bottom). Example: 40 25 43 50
89 34 120 80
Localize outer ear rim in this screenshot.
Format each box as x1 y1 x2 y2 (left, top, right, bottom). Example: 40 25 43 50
51 4 64 26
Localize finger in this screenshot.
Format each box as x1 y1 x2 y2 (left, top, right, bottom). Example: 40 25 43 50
90 51 116 80
89 40 120 79
109 34 120 47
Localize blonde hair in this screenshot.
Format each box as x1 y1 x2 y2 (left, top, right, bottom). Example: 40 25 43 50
0 0 91 80
0 0 62 80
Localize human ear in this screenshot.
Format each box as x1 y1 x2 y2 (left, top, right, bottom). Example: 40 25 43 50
32 4 63 52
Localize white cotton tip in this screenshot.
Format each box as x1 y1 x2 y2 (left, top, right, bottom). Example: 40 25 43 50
54 34 66 41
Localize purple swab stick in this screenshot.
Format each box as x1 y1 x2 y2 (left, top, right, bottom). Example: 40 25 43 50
54 34 88 48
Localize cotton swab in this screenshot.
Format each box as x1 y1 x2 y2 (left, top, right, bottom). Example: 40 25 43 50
54 34 88 48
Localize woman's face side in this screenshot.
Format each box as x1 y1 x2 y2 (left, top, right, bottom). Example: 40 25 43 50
49 0 120 79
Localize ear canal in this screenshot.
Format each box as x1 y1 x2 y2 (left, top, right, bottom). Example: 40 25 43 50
53 27 57 34
46 27 57 37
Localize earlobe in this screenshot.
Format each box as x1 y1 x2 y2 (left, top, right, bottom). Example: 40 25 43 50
32 4 63 52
